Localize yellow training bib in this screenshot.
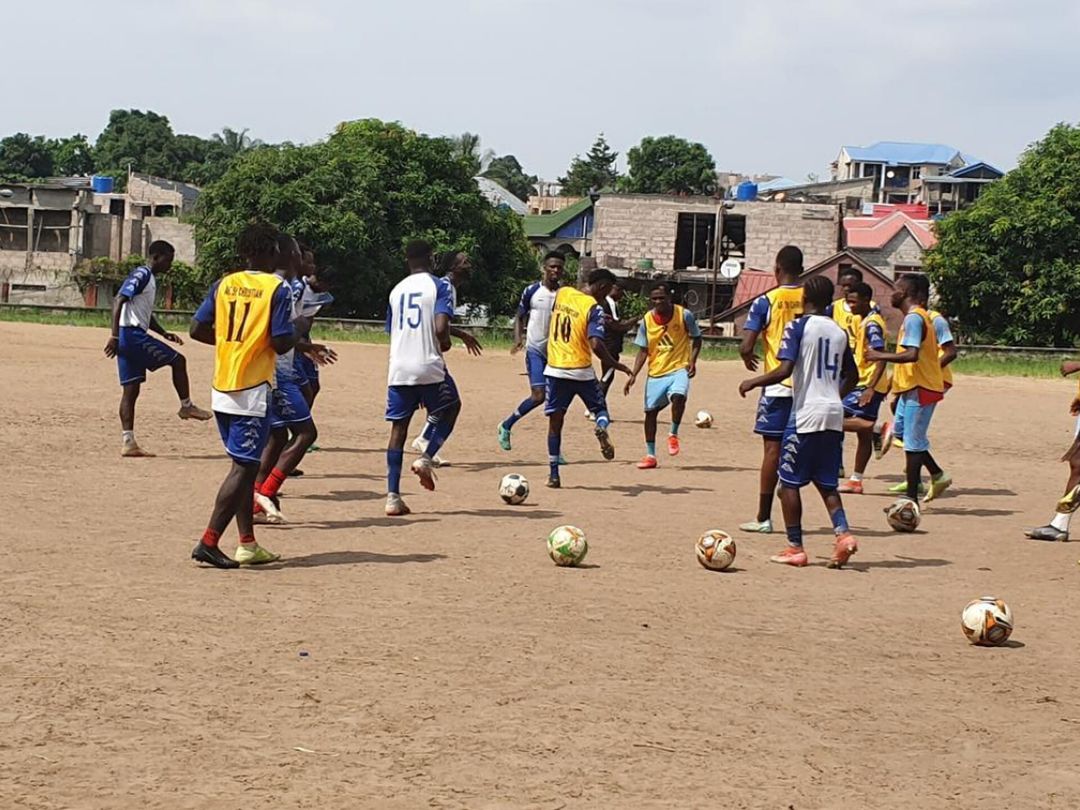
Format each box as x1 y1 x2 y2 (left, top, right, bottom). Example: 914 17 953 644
212 271 282 393
644 305 692 377
892 306 944 394
928 309 954 388
761 286 803 387
854 311 890 393
547 287 599 370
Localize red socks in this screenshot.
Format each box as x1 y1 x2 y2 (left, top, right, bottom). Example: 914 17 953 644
260 468 288 499
239 533 256 546
201 528 221 548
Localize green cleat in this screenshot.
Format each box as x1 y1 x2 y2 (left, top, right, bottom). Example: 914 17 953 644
497 424 512 452
739 519 773 534
923 473 953 503
888 481 927 495
234 543 281 566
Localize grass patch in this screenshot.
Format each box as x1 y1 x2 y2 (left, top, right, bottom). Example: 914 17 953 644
953 353 1069 380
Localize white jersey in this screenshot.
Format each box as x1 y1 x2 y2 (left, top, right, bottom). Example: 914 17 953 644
273 274 304 384
517 282 558 355
118 266 157 330
386 272 455 386
777 314 853 433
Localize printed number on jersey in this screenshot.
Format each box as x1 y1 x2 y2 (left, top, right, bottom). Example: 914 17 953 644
397 292 422 329
815 337 840 380
553 312 573 343
226 301 252 342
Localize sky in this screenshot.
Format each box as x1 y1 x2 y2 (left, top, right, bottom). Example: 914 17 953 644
6 0 1080 182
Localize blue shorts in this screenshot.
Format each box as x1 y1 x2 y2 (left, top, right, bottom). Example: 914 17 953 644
296 353 319 385
544 376 608 416
843 389 885 422
898 391 936 452
270 380 313 428
644 369 690 412
778 428 843 490
116 327 178 385
215 412 271 465
754 395 793 439
525 349 547 389
386 374 460 422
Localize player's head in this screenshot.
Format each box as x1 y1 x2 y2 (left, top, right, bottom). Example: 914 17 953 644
845 281 874 317
300 244 316 278
307 264 333 293
802 275 833 314
584 267 617 301
405 239 433 272
893 273 929 309
836 266 863 298
774 245 803 283
237 222 280 270
609 281 624 302
274 232 302 279
439 251 473 289
542 251 565 285
649 282 674 316
146 240 175 273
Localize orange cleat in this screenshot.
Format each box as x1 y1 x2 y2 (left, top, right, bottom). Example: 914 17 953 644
637 455 658 469
667 435 681 456
769 546 809 567
838 479 864 495
828 533 859 569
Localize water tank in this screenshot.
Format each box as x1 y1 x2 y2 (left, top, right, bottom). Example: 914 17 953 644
735 181 758 201
91 175 115 194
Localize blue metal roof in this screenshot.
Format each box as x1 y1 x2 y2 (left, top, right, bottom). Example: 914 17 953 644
843 141 965 166
756 177 799 192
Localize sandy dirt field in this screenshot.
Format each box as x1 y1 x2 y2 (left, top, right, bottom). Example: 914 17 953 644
3 320 1080 809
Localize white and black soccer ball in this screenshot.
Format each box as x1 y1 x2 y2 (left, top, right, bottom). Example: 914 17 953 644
961 596 1014 646
694 410 713 429
499 473 529 505
695 529 736 570
885 498 921 532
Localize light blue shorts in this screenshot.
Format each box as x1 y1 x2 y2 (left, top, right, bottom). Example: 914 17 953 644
899 391 936 452
644 369 690 412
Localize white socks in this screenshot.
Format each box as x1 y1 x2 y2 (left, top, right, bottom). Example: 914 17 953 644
851 471 864 482
180 398 193 408
1051 511 1072 533
122 430 135 444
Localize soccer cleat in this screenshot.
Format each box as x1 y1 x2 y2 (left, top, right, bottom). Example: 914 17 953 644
121 441 155 458
770 546 809 567
595 425 615 460
253 492 286 524
584 409 596 422
497 424 512 452
288 468 304 478
828 533 859 569
191 542 239 569
888 481 926 495
411 457 437 491
838 479 864 495
234 543 280 565
739 519 773 534
1056 485 1080 515
546 475 561 489
838 466 846 480
1026 525 1068 542
558 454 568 465
923 473 953 503
385 493 411 516
178 403 213 421
411 436 446 467
637 455 658 470
667 435 681 456
877 421 893 458
308 443 321 452
871 428 883 458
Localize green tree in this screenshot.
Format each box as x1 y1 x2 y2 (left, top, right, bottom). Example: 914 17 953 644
93 109 180 181
482 155 537 201
0 133 55 179
623 135 717 195
49 135 95 176
196 119 537 318
212 127 261 156
926 123 1080 347
559 134 618 196
448 132 494 176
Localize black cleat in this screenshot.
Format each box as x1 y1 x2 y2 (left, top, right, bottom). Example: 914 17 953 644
546 475 561 489
1025 525 1068 542
191 542 239 569
595 425 615 460
288 468 304 478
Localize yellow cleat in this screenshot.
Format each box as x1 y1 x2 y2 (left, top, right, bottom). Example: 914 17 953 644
1056 484 1080 515
923 473 953 503
234 543 281 566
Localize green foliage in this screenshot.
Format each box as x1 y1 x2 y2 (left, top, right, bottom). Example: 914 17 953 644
0 133 55 179
618 289 649 321
447 132 494 176
482 155 538 201
195 119 539 318
93 110 179 183
49 135 95 176
925 123 1080 346
71 254 207 308
623 135 717 195
559 134 618 196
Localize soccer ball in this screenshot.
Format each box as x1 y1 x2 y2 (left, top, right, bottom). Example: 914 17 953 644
547 525 588 567
696 529 736 571
961 596 1014 646
885 498 921 532
695 410 713 428
499 473 529 505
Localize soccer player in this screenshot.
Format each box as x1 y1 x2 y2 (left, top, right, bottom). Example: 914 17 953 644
410 250 482 466
1026 360 1080 542
623 282 703 468
598 282 637 401
294 247 333 409
188 223 296 569
738 245 805 533
830 265 868 348
738 276 859 568
544 267 631 489
384 240 460 517
837 282 890 494
498 252 563 451
103 240 211 456
866 273 951 505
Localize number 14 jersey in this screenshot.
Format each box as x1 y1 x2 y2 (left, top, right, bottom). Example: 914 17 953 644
544 286 606 381
777 314 854 433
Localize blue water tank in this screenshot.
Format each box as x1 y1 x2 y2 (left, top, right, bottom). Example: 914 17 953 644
91 175 115 194
735 181 758 201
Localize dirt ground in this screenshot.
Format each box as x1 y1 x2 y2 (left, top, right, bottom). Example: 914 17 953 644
3 321 1080 809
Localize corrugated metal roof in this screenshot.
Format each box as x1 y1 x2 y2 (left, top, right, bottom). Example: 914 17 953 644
524 197 593 238
844 212 937 250
843 141 965 166
731 270 777 309
474 176 528 215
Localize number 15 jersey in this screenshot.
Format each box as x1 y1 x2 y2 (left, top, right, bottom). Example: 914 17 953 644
385 272 455 386
545 286 606 381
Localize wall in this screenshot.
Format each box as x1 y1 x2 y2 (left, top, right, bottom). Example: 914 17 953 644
852 229 926 278
143 218 196 264
593 195 841 273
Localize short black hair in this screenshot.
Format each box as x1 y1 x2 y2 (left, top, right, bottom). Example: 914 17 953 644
237 222 279 260
437 251 465 275
275 232 298 253
405 239 433 263
848 281 873 300
837 266 863 283
147 240 174 258
803 275 834 309
542 250 565 264
586 267 617 286
900 273 930 302
650 281 674 296
776 245 803 276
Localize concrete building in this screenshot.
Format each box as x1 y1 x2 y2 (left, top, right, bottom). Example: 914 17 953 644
844 210 937 278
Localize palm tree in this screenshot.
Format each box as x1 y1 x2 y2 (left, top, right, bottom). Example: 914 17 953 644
213 127 262 156
450 132 494 175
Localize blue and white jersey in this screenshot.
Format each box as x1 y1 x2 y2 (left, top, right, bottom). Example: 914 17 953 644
518 281 559 355
777 314 853 433
932 312 954 346
273 276 305 384
118 266 156 330
385 272 455 386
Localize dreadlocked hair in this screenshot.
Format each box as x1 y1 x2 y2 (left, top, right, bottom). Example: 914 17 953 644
237 222 280 261
803 275 834 310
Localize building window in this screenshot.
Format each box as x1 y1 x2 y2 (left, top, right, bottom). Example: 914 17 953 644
0 207 29 251
10 283 48 292
31 210 72 253
674 213 717 270
912 166 922 179
894 264 924 276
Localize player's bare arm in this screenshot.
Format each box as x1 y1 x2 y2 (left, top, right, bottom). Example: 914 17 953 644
738 359 794 398
189 317 215 346
589 336 631 376
450 326 483 357
867 345 918 365
511 312 526 355
940 341 958 368
435 313 452 353
104 292 128 358
739 329 761 372
270 329 298 356
689 336 703 378
149 314 183 345
623 348 649 395
840 348 859 399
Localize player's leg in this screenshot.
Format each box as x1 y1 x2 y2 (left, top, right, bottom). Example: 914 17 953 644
118 382 154 457
667 369 690 456
840 390 879 494
771 427 809 566
116 332 153 456
742 396 789 533
638 407 660 469
499 350 548 450
412 375 460 488
582 378 615 460
1029 433 1080 541
905 400 949 502
253 387 292 523
385 385 417 515
132 331 209 422
544 377 571 487
810 430 858 568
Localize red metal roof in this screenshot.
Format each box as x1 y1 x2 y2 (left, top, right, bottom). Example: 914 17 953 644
732 269 777 309
844 212 937 250
870 203 928 219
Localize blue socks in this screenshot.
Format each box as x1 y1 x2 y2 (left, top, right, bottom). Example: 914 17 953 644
387 449 404 494
670 421 680 436
831 506 850 535
786 524 804 549
595 411 611 430
421 415 438 442
425 417 454 460
548 434 561 478
502 396 541 431
646 440 656 457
